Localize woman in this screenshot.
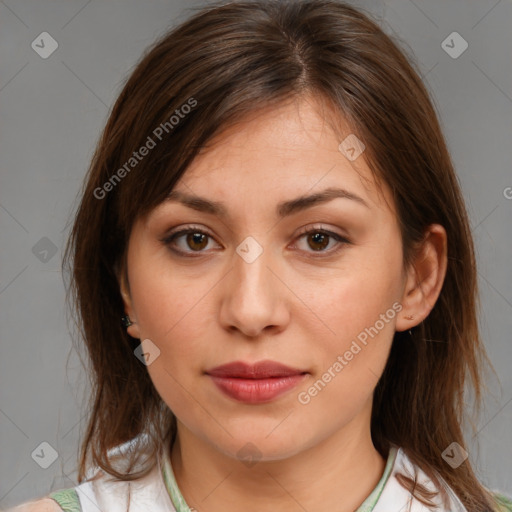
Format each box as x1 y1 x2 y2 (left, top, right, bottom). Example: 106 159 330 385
10 0 512 511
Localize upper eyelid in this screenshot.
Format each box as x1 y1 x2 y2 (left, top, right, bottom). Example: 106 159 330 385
163 223 348 240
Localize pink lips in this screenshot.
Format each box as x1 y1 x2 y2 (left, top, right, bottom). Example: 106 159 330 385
206 360 308 404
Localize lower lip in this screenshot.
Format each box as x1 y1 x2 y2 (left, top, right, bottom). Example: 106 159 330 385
208 374 307 404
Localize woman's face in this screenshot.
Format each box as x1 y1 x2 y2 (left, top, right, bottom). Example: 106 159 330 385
120 96 420 461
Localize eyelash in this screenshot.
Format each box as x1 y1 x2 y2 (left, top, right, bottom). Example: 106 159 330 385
160 224 351 258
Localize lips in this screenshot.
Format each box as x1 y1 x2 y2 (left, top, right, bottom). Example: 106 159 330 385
206 360 308 403
206 360 307 378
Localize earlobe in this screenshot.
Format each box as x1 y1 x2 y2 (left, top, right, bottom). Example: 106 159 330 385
395 224 448 332
117 263 141 339
121 314 140 339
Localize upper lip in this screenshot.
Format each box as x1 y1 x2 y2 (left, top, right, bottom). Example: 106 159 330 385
206 360 307 379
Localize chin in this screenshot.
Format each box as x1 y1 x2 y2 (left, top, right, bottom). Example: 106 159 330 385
208 425 314 464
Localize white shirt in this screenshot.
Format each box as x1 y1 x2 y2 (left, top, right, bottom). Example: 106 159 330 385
46 436 471 512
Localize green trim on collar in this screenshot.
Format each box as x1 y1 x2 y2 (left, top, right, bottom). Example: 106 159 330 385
493 491 512 512
162 452 195 512
47 488 82 512
356 446 398 512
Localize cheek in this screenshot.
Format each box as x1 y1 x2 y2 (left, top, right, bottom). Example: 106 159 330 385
129 253 215 345
295 245 402 387
296 278 398 423
126 264 215 415
299 254 402 343
134 274 210 417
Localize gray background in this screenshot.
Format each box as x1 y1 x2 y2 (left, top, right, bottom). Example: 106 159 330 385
1 0 511 508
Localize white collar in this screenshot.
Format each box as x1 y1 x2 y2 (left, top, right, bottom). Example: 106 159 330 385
74 438 467 512
370 445 468 512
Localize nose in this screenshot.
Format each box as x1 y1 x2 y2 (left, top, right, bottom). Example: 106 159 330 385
218 240 290 339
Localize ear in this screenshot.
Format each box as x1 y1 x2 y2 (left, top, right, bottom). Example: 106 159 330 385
395 224 448 332
116 259 141 339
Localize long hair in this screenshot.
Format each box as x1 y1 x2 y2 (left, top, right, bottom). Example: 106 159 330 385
62 1 500 510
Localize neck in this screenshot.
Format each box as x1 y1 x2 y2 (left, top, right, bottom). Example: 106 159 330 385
170 405 387 512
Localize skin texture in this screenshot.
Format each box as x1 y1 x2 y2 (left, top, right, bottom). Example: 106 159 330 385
119 95 447 512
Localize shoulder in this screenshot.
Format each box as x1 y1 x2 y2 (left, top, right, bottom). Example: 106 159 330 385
6 497 64 512
490 491 512 512
7 487 82 512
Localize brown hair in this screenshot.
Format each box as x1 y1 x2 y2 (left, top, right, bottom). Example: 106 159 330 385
62 1 500 510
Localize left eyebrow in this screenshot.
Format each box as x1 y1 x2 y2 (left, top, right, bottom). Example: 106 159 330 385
165 186 370 219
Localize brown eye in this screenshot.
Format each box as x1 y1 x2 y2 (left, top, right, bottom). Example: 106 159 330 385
294 227 351 257
162 227 219 256
186 232 208 251
307 232 330 251
161 225 350 259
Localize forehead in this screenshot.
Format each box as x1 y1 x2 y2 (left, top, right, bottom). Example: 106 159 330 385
160 96 395 219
